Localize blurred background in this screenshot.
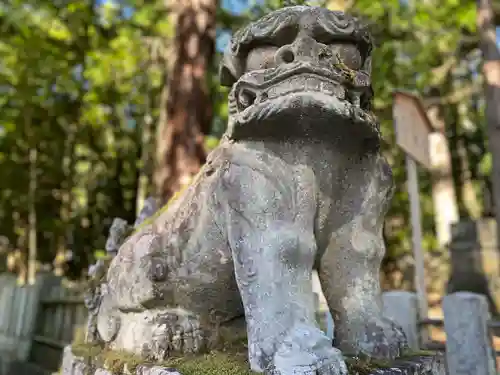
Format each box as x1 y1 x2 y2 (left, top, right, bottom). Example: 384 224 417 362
0 0 499 373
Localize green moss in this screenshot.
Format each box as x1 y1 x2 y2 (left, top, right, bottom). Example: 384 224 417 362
71 328 434 375
70 343 257 375
400 348 437 358
344 355 392 375
166 352 257 375
132 182 192 234
71 342 429 375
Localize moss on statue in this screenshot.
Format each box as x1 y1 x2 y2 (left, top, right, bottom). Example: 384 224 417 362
133 166 216 235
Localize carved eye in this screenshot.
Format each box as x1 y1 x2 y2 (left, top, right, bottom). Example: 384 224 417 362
330 43 362 70
238 88 257 108
245 46 279 72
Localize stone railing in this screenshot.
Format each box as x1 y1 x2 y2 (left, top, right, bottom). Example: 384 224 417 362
380 291 497 375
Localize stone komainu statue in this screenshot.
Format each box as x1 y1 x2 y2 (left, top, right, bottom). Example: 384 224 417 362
94 5 408 375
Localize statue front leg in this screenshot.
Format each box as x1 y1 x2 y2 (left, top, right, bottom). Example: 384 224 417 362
220 163 347 375
319 158 407 359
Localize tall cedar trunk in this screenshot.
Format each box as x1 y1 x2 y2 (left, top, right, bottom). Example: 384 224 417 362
136 80 154 216
154 0 217 204
478 0 500 253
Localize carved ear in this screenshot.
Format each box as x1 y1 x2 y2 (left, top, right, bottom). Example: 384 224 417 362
219 64 237 87
363 56 372 75
219 49 242 87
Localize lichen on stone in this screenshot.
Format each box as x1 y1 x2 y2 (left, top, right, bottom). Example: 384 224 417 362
333 53 357 82
131 182 192 234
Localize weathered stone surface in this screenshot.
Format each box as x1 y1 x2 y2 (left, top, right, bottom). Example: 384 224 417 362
61 346 75 375
94 369 113 375
137 365 182 375
61 349 445 375
73 360 90 375
443 292 496 375
87 3 407 375
105 217 132 255
363 354 446 375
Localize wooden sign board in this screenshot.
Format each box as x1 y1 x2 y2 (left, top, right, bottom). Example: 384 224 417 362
393 91 433 169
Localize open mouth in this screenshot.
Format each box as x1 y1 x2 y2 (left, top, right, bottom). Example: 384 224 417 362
231 65 373 123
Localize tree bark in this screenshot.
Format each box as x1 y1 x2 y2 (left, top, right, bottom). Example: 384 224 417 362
477 0 500 253
154 0 217 205
136 82 154 217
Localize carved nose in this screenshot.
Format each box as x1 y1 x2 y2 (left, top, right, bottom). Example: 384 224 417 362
276 35 319 66
275 46 295 65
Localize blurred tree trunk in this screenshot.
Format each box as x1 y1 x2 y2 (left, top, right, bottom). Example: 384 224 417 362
477 0 500 249
26 109 38 285
154 0 217 205
54 123 76 276
326 0 351 11
427 102 459 248
136 75 155 216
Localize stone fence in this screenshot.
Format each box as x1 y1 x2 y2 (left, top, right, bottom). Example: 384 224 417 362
0 272 86 375
320 290 497 375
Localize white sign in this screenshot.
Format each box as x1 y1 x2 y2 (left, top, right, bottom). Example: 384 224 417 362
392 90 435 331
393 91 433 169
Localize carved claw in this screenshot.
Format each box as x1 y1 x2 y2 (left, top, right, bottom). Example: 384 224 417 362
268 356 348 375
149 311 205 360
268 324 348 375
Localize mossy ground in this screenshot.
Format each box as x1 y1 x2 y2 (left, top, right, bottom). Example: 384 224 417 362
71 342 257 375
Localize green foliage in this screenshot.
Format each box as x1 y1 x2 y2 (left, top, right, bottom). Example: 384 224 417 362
0 0 491 283
0 0 168 276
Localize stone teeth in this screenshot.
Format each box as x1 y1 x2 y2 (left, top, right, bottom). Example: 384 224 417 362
305 77 320 91
350 93 361 107
264 78 347 102
321 82 333 95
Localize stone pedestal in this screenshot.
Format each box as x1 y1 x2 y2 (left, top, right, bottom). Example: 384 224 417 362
359 354 446 375
443 292 496 375
61 345 445 375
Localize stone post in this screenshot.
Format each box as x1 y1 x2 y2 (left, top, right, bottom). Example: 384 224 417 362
447 219 499 315
443 292 496 375
382 291 420 350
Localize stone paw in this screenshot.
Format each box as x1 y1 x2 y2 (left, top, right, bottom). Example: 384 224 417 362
269 323 348 375
314 359 349 375
149 310 205 360
171 312 204 354
350 315 408 360
268 354 348 375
